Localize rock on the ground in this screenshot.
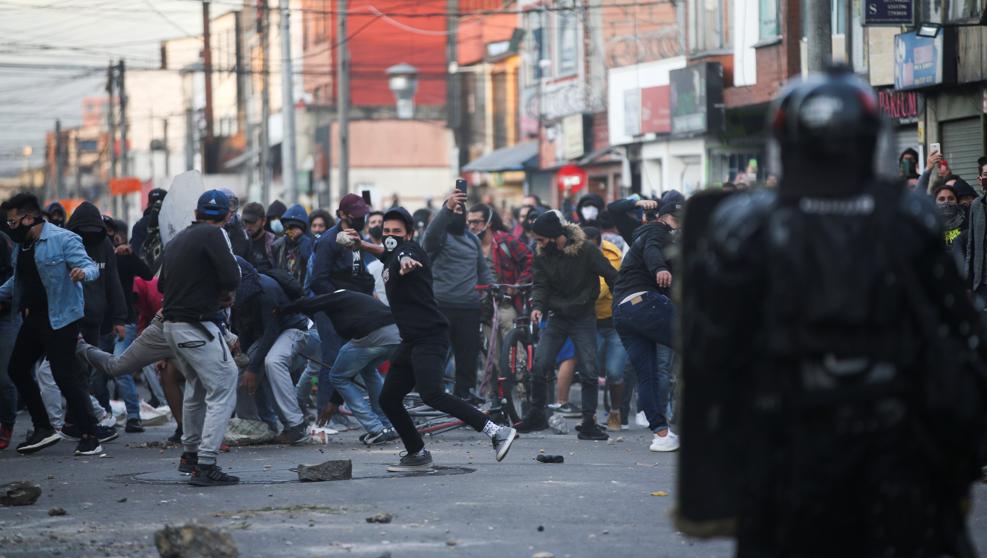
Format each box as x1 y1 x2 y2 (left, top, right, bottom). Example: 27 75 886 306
297 459 352 482
0 481 41 507
48 507 67 516
532 552 555 558
365 512 393 524
154 524 238 558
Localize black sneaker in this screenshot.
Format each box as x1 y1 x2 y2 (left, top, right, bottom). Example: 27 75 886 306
60 423 81 441
516 414 549 433
178 452 198 474
167 425 183 444
275 423 309 445
74 435 103 456
361 428 399 445
125 418 144 433
16 428 61 455
189 464 240 487
386 449 433 472
96 425 119 443
577 421 609 441
492 426 517 462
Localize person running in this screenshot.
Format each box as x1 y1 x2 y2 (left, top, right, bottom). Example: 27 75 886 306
376 207 517 472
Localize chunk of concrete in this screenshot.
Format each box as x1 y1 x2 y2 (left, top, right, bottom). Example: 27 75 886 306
297 459 352 482
155 524 238 558
366 512 393 524
0 481 41 507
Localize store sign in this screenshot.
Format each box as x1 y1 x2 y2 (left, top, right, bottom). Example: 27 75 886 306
863 0 914 26
562 114 585 161
641 85 671 134
894 30 955 90
670 62 725 137
878 88 923 124
556 164 588 194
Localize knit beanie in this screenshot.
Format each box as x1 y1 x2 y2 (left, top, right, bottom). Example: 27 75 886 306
532 210 565 238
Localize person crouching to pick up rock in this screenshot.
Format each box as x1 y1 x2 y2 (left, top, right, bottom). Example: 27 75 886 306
375 207 517 472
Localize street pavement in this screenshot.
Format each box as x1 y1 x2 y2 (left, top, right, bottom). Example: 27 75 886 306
0 414 985 558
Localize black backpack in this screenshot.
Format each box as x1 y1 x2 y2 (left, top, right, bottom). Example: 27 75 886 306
261 268 305 301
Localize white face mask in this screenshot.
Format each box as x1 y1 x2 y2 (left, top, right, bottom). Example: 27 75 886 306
580 206 599 222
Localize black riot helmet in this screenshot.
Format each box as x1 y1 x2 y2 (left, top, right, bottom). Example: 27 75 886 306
770 65 882 200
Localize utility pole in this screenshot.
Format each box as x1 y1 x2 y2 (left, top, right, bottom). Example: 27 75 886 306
260 0 272 204
54 119 63 200
844 0 853 68
163 117 170 177
336 0 349 199
279 0 298 203
202 0 215 174
806 0 832 72
446 0 462 170
118 59 130 219
106 61 117 180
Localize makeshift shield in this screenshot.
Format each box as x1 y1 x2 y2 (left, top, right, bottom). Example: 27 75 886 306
158 171 205 247
673 189 741 538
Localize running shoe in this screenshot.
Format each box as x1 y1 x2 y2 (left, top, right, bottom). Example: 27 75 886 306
179 452 198 474
362 428 398 446
554 403 582 418
0 423 13 450
74 436 103 456
125 418 145 433
189 464 240 487
16 428 61 454
96 425 119 443
649 430 680 452
275 423 310 445
515 414 549 433
60 423 82 441
492 427 517 462
576 421 609 441
386 450 433 472
167 425 183 444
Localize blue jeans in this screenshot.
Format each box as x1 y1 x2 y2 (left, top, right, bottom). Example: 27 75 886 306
0 313 22 426
596 325 628 386
113 324 143 420
313 311 342 410
327 342 396 433
613 291 674 432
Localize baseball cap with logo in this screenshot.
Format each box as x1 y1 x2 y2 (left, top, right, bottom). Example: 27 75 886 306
197 189 230 218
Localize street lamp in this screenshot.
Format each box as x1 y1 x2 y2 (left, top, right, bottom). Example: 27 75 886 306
387 63 419 120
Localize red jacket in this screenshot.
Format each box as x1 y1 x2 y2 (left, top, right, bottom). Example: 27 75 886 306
490 230 533 288
133 276 163 332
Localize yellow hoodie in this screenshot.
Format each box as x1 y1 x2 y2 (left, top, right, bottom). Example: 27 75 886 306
596 240 622 320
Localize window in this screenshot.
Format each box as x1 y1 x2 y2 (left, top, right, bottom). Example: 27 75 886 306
524 10 548 82
759 0 779 39
689 0 730 53
948 0 984 20
555 0 579 77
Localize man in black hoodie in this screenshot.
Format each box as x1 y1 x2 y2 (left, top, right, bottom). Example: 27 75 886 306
130 188 166 270
376 207 517 472
611 191 683 453
66 202 128 417
575 193 605 228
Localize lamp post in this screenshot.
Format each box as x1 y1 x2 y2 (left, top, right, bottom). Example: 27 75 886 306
387 63 419 119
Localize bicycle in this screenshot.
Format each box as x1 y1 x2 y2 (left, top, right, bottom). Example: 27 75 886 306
487 283 538 424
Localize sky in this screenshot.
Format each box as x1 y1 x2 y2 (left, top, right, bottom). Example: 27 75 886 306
0 0 207 176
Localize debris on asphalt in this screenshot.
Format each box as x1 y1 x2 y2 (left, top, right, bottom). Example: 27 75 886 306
0 481 42 507
154 524 238 558
535 455 564 464
537 525 545 532
650 491 669 497
296 459 352 481
48 507 67 516
532 552 555 558
366 512 393 524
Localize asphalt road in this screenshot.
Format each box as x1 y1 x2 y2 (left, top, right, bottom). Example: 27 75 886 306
0 415 985 558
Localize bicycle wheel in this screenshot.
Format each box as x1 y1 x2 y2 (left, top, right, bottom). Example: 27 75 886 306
499 328 533 422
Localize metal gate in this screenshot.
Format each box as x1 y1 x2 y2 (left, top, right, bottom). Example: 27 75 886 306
942 117 984 180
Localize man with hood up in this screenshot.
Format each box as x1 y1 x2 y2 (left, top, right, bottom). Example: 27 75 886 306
272 204 313 285
130 188 166 266
575 193 605 228
219 188 250 259
66 202 128 416
266 200 287 237
44 202 67 228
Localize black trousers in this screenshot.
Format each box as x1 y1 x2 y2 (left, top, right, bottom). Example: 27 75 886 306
8 313 97 435
379 334 489 454
440 306 481 398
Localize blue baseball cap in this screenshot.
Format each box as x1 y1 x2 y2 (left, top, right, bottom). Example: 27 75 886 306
197 189 230 218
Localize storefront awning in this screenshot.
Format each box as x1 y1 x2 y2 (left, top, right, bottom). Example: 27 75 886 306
463 141 538 172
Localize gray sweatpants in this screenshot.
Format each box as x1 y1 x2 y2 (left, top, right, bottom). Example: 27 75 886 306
164 321 238 465
78 316 172 378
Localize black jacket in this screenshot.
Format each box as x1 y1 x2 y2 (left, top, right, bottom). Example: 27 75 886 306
116 251 154 324
232 264 307 376
159 222 241 322
66 202 127 332
613 221 674 303
607 198 644 246
532 223 618 319
281 289 394 341
382 240 448 342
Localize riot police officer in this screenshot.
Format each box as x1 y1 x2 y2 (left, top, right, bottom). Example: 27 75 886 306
677 67 987 557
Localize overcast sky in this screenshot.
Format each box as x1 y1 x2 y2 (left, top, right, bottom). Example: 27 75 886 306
0 0 207 176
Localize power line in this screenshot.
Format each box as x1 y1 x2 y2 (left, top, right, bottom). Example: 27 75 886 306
140 0 199 38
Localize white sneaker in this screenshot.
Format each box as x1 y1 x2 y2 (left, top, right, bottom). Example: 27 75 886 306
649 430 680 452
635 411 648 427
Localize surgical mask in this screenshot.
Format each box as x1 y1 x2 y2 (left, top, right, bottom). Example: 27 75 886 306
369 225 383 241
269 219 284 235
347 215 366 232
383 234 403 253
580 206 599 222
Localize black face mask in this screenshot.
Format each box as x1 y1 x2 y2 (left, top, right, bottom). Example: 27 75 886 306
347 215 366 232
448 212 467 235
369 226 383 241
383 234 404 253
9 218 37 245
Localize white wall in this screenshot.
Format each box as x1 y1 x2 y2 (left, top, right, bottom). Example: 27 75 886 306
641 138 707 197
607 57 687 146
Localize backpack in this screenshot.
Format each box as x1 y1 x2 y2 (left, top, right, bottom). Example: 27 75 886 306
261 268 305 301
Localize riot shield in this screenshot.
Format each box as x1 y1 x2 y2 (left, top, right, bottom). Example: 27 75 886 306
673 189 740 538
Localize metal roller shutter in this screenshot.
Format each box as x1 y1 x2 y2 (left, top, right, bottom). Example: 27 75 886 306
895 126 919 159
942 118 984 181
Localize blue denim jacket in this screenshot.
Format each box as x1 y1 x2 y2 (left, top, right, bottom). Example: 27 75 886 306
0 222 99 330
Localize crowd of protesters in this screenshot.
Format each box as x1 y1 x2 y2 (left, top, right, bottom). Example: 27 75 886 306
0 147 982 484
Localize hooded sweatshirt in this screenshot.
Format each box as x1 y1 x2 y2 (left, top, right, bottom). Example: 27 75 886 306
66 202 127 334
531 223 618 319
612 220 675 303
272 204 313 284
422 206 493 309
576 193 605 228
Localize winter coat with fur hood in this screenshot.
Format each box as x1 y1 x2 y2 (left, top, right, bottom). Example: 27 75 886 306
532 223 618 320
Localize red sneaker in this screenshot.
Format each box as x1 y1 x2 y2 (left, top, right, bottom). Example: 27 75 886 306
0 423 13 450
